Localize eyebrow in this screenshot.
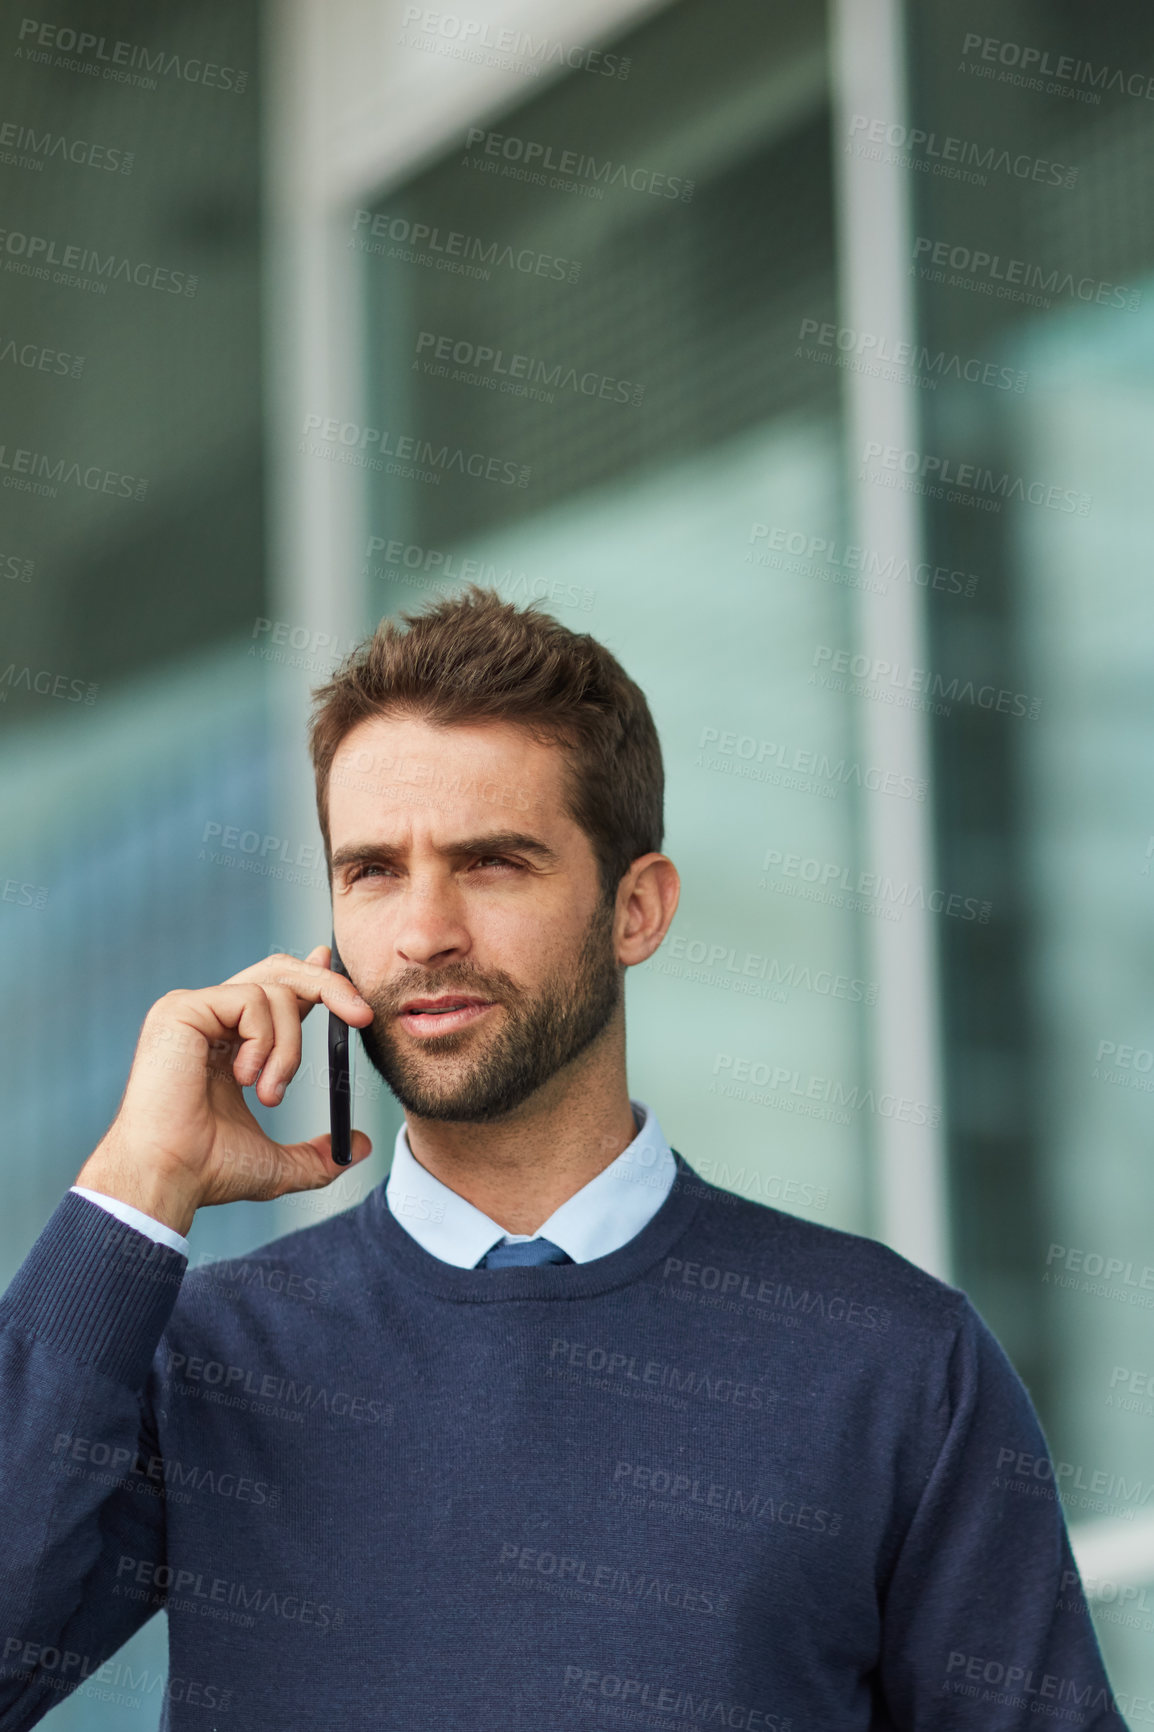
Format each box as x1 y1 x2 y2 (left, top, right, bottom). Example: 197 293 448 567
330 832 562 874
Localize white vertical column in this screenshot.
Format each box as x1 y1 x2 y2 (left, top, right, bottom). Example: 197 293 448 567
260 0 369 1158
830 0 951 1279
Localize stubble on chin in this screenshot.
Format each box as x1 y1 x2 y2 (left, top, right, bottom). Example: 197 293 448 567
357 898 620 1123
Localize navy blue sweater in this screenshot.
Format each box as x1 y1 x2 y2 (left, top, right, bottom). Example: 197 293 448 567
0 1156 1129 1730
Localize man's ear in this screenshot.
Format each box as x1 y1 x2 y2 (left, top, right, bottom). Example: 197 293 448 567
617 854 680 966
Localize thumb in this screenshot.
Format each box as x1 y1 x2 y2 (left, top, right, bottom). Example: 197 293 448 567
300 1129 374 1175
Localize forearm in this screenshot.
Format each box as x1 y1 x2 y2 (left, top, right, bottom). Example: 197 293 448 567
0 1193 183 1725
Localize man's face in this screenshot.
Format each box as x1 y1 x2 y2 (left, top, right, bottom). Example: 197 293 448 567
327 713 622 1122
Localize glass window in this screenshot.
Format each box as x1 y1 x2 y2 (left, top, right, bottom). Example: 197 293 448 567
909 0 1154 1692
356 0 884 1234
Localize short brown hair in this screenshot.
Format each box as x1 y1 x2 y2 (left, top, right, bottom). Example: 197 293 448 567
307 584 664 901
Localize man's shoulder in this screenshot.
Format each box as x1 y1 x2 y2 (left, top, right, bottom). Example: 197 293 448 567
178 1187 379 1310
668 1161 971 1338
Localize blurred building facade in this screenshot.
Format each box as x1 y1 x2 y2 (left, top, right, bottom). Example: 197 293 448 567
2 0 1153 1718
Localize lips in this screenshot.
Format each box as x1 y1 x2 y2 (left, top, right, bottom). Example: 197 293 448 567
397 996 496 1037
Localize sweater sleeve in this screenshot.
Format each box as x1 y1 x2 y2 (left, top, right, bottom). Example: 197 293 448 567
0 1191 187 1729
876 1295 1129 1731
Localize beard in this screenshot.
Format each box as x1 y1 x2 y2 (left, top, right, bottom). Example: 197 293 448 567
356 894 622 1122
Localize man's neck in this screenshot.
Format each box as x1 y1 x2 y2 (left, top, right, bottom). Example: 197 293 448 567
402 1047 638 1235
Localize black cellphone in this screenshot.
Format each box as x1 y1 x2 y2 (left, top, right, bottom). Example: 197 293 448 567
327 932 356 1167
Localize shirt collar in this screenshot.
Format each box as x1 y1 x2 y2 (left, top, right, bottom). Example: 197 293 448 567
384 1098 676 1268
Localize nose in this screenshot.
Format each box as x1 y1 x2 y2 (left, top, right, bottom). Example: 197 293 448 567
391 874 472 970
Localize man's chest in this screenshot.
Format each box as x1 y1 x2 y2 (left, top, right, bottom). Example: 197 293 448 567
153 1300 909 1728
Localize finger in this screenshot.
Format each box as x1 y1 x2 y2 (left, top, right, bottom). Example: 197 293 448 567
253 983 305 1107
225 953 372 1025
305 943 330 967
155 984 279 1079
232 995 282 1088
329 1129 373 1169
220 1132 283 1198
278 1130 374 1191
189 990 275 1080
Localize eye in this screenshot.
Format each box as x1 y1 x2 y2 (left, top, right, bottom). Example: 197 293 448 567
345 859 524 882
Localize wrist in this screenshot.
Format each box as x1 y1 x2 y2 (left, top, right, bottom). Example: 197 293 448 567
76 1143 202 1238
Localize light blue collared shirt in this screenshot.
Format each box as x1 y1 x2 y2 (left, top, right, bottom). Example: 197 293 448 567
71 1097 677 1269
384 1097 676 1267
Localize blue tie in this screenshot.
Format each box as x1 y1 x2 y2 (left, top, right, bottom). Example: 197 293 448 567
478 1236 573 1269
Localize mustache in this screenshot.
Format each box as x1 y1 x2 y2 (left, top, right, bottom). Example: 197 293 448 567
366 971 520 1013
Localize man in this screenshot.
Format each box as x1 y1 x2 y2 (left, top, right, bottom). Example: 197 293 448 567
0 587 1127 1729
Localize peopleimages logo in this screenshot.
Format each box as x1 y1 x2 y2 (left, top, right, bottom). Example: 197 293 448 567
0 116 133 173
462 126 694 201
0 226 196 295
248 616 358 675
414 330 645 407
1 548 34 582
797 319 1027 394
1 878 49 908
300 414 529 489
760 847 991 924
912 237 1139 312
812 644 1042 721
560 1664 789 1730
113 1555 346 1631
352 209 582 285
661 931 878 1005
0 1642 231 1712
846 114 1077 188
710 1052 940 1127
960 32 1154 104
860 440 1091 516
0 334 84 379
943 1649 1121 1718
0 664 98 704
363 537 596 613
495 1541 734 1618
15 18 248 93
694 724 928 802
748 523 980 598
0 439 146 500
399 7 631 80
611 1458 842 1535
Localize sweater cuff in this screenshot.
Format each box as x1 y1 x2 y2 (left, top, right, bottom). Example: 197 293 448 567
70 1184 191 1257
0 1190 187 1388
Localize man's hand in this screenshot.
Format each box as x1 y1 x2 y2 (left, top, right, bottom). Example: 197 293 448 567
75 945 375 1236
